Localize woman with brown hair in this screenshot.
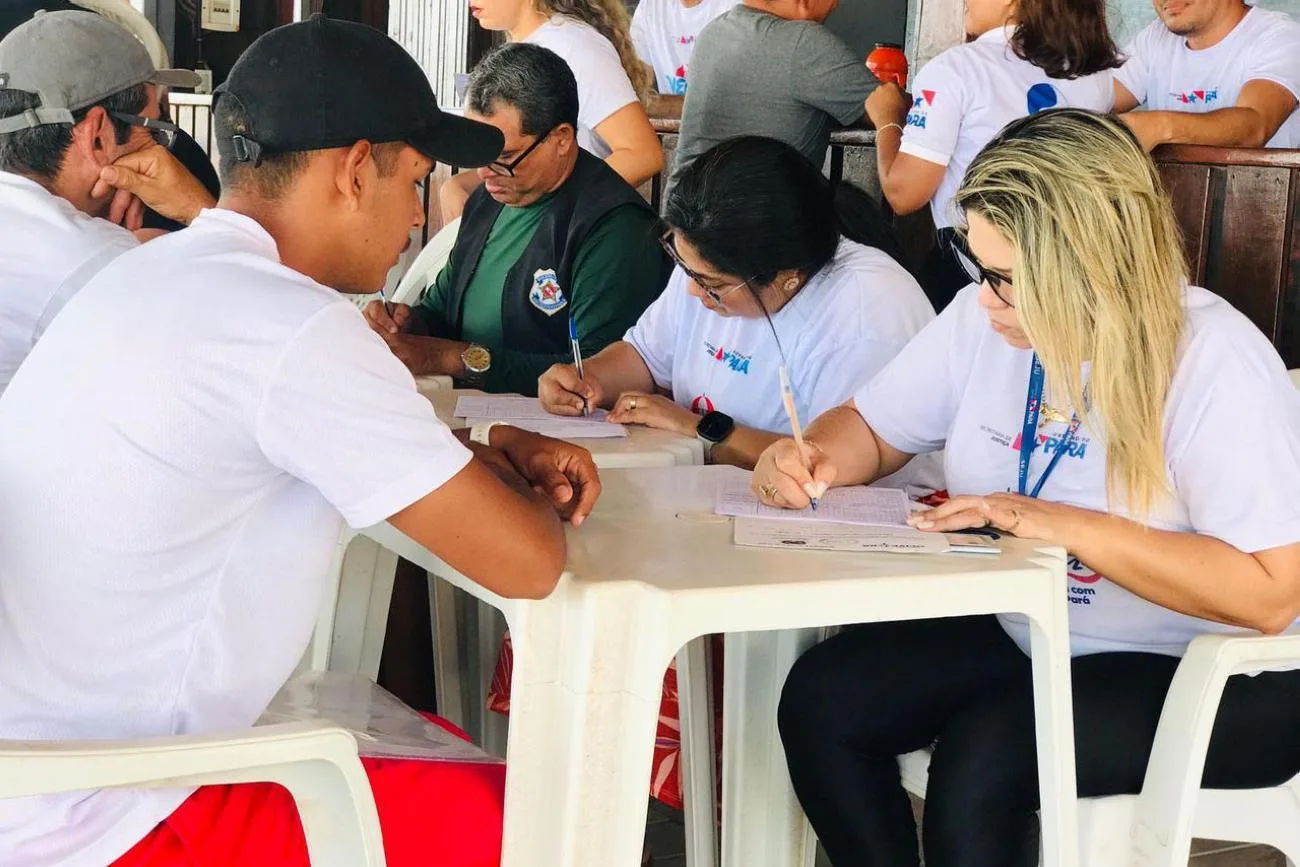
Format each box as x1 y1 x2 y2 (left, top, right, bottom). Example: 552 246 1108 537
439 0 664 221
864 0 1122 312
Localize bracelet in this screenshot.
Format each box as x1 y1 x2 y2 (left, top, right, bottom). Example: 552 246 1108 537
876 122 904 137
469 420 506 447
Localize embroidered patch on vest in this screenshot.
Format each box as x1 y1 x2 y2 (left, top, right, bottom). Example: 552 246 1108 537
529 268 567 316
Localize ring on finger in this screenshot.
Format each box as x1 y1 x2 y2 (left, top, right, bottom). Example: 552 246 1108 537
759 483 779 499
628 397 638 410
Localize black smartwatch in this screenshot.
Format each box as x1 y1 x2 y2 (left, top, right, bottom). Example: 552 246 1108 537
696 410 735 460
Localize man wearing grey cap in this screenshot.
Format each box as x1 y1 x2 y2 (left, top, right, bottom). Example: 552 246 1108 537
0 9 214 394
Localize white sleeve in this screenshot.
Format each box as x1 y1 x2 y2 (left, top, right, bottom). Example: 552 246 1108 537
1164 320 1300 554
624 268 685 389
898 53 966 167
851 286 979 454
1115 29 1153 105
256 304 472 529
564 27 640 130
1242 19 1300 101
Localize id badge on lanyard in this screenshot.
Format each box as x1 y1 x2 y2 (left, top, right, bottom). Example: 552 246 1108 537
1018 354 1082 499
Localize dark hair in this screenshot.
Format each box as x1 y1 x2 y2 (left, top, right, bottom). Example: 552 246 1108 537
1011 0 1122 78
0 83 148 180
214 94 403 199
664 136 906 288
467 43 579 137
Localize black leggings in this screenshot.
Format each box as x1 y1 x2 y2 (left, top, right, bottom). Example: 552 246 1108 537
778 615 1300 867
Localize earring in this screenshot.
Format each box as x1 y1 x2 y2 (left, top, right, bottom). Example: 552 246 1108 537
784 278 798 294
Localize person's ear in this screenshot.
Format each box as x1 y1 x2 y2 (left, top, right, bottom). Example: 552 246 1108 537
553 123 578 156
336 140 375 211
70 106 118 168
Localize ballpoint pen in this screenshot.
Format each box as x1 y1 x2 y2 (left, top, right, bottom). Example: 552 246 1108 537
569 316 588 416
779 365 817 510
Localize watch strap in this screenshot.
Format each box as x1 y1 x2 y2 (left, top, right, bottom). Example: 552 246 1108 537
469 420 505 447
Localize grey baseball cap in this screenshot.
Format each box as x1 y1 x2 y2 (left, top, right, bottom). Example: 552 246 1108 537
0 9 201 135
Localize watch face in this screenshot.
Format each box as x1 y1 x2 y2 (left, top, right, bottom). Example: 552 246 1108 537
462 345 491 374
696 410 735 443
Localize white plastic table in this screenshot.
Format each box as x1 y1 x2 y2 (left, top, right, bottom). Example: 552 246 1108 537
359 465 1078 867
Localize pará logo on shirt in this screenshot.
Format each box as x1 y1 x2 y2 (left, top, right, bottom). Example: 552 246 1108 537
906 90 936 129
1009 430 1090 460
1169 89 1219 105
703 341 752 375
670 65 688 95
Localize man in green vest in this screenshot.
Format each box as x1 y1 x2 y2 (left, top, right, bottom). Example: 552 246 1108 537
365 43 671 396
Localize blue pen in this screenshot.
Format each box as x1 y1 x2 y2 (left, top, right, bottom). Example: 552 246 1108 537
568 316 588 416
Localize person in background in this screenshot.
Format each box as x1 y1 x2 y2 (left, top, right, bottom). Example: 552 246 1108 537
1114 0 1300 149
631 0 739 95
0 17 601 867
439 0 663 222
670 0 877 189
864 0 1120 312
758 109 1300 867
541 135 938 485
365 43 670 396
0 10 214 395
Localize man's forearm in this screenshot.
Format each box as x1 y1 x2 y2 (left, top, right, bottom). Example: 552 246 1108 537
1142 107 1275 148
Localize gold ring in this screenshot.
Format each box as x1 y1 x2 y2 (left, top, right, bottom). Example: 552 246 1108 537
759 483 779 499
628 397 638 410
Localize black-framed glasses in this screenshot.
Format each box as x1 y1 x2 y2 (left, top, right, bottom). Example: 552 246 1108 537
951 236 1015 307
487 127 555 177
108 111 182 149
659 231 751 307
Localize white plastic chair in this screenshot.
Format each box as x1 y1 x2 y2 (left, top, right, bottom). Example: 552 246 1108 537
0 720 386 867
72 0 171 68
393 217 461 306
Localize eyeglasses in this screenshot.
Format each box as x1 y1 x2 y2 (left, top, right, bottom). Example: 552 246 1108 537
660 231 751 307
487 127 555 177
951 237 1015 308
108 111 182 149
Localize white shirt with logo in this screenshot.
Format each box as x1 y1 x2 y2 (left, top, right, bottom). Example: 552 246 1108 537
626 238 942 489
1116 7 1300 148
524 15 640 158
854 284 1300 657
0 171 138 395
0 208 472 866
631 0 740 95
900 25 1116 228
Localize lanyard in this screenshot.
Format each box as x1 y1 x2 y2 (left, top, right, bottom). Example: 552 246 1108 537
1018 354 1082 499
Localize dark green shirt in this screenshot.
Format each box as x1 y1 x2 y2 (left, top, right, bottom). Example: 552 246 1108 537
416 198 664 395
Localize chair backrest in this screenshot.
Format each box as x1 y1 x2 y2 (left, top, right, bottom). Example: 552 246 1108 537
393 217 461 307
1152 145 1300 369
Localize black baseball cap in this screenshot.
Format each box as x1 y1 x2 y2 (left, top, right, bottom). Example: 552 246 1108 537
214 14 502 168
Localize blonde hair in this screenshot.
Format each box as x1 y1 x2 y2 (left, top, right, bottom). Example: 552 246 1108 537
539 0 655 97
954 109 1186 516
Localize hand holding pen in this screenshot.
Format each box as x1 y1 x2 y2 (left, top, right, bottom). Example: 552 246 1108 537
779 366 818 510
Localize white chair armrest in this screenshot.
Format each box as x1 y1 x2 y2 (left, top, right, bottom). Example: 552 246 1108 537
0 721 385 867
1132 630 1300 865
392 217 461 307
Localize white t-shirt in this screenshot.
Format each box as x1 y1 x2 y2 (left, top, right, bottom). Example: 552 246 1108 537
626 238 942 490
1116 7 1300 149
524 15 640 158
0 171 137 395
631 0 739 95
901 25 1116 229
0 208 472 866
854 284 1300 657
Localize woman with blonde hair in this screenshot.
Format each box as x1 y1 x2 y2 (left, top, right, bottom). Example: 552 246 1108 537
440 0 664 221
757 109 1300 866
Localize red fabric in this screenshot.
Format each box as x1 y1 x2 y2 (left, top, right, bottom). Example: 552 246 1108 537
112 715 506 867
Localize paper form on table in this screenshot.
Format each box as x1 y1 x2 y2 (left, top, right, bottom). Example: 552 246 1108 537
734 517 950 554
714 472 910 527
454 395 628 438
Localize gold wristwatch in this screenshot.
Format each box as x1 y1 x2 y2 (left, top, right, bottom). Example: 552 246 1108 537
460 344 492 383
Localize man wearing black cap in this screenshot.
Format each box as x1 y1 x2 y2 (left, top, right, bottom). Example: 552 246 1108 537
0 9 216 394
0 16 598 867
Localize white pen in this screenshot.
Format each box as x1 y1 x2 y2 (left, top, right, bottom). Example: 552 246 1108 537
780 365 818 511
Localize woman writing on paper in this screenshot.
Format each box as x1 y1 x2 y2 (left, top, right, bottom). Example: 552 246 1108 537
538 135 937 479
755 110 1300 867
864 0 1120 311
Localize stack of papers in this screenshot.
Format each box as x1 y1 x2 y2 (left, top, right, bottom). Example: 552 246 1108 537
454 395 627 439
714 473 999 556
